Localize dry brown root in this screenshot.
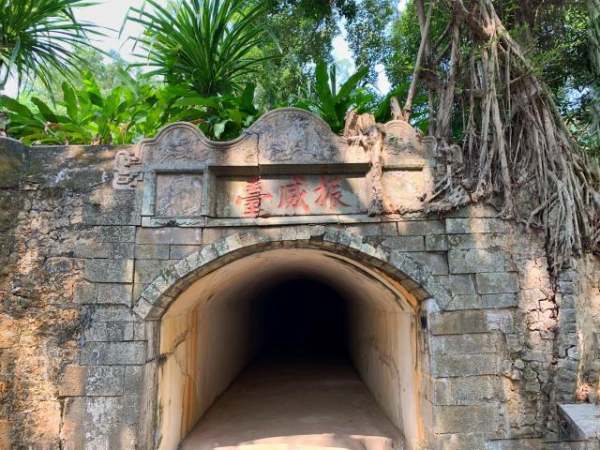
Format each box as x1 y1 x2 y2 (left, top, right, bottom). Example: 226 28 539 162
416 0 600 271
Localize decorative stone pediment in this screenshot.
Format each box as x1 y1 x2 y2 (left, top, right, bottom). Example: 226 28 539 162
113 108 434 227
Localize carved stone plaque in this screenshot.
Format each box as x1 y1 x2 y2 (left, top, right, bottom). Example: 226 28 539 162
215 175 368 218
155 174 203 218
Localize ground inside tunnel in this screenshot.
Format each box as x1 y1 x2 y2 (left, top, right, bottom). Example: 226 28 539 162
155 249 421 450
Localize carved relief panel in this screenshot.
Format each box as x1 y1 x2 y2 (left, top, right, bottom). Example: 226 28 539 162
112 109 433 226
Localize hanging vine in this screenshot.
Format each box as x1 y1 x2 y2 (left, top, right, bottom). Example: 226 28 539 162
406 0 600 271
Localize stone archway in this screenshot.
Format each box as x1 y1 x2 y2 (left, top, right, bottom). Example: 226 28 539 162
133 227 450 450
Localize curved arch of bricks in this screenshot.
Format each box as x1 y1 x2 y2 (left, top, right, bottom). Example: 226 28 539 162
132 225 451 321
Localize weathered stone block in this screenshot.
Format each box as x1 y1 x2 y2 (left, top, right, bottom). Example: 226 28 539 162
380 236 425 251
426 234 448 251
60 397 85 450
135 244 170 260
136 227 201 245
449 275 476 294
447 233 506 249
86 366 125 396
434 376 505 405
438 433 485 450
433 404 500 433
84 258 134 283
0 420 11 450
0 315 17 349
446 218 511 234
58 365 87 397
431 354 498 377
448 249 507 274
75 282 132 306
80 342 145 365
404 252 448 275
485 439 544 450
444 294 481 310
481 293 518 309
476 273 519 294
397 220 445 235
88 305 136 322
430 310 488 335
431 333 500 354
344 222 398 237
169 245 201 259
95 226 136 243
74 241 111 259
84 320 134 342
124 366 143 392
134 259 174 284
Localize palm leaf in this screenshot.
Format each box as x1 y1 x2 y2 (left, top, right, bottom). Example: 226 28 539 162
0 0 102 91
126 0 276 97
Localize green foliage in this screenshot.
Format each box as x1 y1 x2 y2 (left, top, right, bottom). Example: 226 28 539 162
344 0 395 82
296 60 373 132
127 0 273 97
172 83 260 140
0 71 169 145
0 0 101 91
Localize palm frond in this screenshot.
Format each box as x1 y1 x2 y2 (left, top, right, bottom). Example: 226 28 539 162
0 0 102 92
126 0 276 96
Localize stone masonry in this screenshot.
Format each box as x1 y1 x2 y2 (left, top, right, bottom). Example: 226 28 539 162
0 109 598 450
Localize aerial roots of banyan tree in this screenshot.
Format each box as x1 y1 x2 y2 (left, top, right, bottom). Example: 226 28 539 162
404 0 600 272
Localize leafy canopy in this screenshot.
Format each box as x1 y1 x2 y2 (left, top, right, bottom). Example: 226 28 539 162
127 0 275 97
295 60 373 133
0 0 101 91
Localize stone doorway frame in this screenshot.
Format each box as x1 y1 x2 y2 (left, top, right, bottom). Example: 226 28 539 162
131 225 451 449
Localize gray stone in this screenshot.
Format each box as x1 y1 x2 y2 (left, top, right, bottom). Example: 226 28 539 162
397 220 445 235
95 226 136 243
434 376 505 405
446 218 511 234
379 236 425 251
169 245 202 259
445 294 481 310
438 433 486 450
481 293 518 309
136 227 202 245
431 353 498 377
344 223 398 237
84 321 134 342
75 282 132 306
135 244 170 260
403 251 448 275
449 275 477 294
80 342 146 365
448 249 507 274
558 404 600 441
430 310 488 335
431 333 500 354
433 404 500 433
85 258 134 283
134 259 174 284
425 234 448 251
476 273 519 294
86 366 125 396
447 233 506 249
124 366 144 392
88 305 136 322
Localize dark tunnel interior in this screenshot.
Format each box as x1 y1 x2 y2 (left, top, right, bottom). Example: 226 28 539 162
252 276 350 361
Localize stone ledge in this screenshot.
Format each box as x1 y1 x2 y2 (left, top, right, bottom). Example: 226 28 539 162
559 404 600 442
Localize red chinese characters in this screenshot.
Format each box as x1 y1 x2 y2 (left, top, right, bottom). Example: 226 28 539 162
278 176 310 213
235 178 272 217
314 176 349 209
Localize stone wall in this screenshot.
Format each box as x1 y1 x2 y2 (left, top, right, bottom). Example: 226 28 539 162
0 111 599 450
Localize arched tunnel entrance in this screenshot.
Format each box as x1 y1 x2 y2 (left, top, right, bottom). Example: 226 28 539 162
155 248 424 450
